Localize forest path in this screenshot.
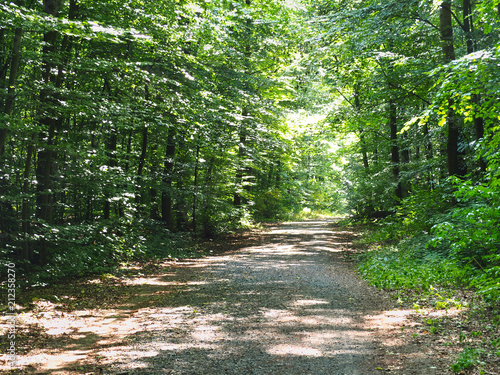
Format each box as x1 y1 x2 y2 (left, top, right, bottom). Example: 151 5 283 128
4 219 444 374
103 219 391 374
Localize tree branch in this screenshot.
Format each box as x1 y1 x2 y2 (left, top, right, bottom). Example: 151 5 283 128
413 14 440 33
449 7 465 31
333 86 355 108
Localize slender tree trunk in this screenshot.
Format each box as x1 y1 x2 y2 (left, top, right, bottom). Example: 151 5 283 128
136 83 149 195
423 124 433 160
233 110 249 206
0 27 23 251
124 130 132 173
0 28 4 82
192 144 200 233
389 99 402 199
174 138 190 230
202 157 215 238
440 1 467 177
354 88 370 172
136 125 148 206
161 129 175 231
276 160 281 188
0 27 23 154
233 130 246 206
359 131 370 171
103 130 117 219
175 179 189 230
148 142 159 220
462 0 486 172
463 0 474 54
21 143 34 261
234 0 252 206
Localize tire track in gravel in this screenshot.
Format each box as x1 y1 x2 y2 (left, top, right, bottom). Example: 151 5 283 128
106 219 390 375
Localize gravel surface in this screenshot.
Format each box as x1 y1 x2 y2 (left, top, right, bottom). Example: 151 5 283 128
105 219 389 374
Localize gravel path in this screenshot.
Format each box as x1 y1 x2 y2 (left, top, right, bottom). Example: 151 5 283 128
107 219 388 375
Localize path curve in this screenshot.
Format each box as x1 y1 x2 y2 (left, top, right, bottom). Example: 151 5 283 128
107 219 389 374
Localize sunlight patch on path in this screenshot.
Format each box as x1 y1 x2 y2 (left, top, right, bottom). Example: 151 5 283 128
268 345 323 357
2 220 388 375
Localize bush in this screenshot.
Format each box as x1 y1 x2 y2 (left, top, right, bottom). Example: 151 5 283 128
358 176 500 305
358 240 468 293
12 218 200 286
427 178 500 302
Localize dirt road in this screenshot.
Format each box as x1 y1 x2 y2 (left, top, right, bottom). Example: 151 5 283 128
103 219 389 374
9 219 448 374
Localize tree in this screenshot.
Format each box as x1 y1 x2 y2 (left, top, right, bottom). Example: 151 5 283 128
0 0 307 278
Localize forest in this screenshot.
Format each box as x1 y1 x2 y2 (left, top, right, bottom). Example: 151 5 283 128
1 0 500 306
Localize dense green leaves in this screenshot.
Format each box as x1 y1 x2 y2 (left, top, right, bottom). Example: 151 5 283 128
2 0 500 308
1 0 344 283
313 0 500 306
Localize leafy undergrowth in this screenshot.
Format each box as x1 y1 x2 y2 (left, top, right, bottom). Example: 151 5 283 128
354 225 500 375
3 227 267 313
1 259 174 316
4 226 205 291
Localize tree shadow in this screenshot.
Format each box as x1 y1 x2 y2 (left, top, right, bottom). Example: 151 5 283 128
2 220 439 374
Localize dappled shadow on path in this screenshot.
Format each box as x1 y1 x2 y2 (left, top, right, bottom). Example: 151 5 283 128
1 219 438 374
93 219 388 374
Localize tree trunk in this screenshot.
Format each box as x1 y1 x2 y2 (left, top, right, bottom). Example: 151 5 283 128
136 125 148 206
148 142 159 220
192 144 200 233
161 129 175 231
201 157 215 238
0 27 23 154
463 0 474 54
136 84 150 196
354 88 370 172
234 109 249 206
359 131 370 171
35 0 65 264
0 27 23 253
0 28 4 82
389 99 402 199
233 131 246 206
174 138 190 230
234 0 252 206
22 142 35 262
103 130 117 220
423 124 433 160
440 1 467 177
276 160 281 188
462 0 486 172
440 2 455 62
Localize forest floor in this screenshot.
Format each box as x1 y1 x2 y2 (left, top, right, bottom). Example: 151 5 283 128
0 219 495 374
